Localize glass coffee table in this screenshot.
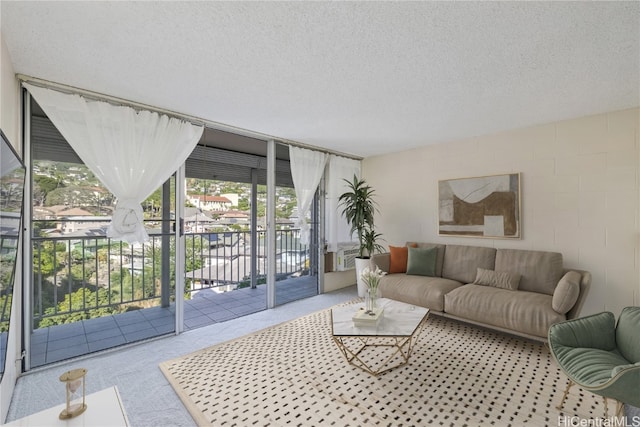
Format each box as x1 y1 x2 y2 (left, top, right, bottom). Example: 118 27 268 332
331 298 429 376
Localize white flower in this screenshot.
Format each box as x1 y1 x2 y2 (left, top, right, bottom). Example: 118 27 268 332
360 266 387 292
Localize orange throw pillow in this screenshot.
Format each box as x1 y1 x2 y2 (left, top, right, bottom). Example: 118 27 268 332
389 245 409 274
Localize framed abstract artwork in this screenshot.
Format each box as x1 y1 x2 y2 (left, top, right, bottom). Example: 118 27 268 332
438 173 521 238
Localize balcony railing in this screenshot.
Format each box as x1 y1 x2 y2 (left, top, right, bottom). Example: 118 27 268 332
32 220 309 329
0 235 18 331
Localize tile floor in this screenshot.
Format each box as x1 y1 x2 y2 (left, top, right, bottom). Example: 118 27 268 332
7 285 359 426
11 285 640 427
30 275 317 367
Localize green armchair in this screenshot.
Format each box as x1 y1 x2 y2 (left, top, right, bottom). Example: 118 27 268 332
548 306 640 416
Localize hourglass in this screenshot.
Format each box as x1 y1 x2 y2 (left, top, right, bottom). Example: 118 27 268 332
58 368 87 419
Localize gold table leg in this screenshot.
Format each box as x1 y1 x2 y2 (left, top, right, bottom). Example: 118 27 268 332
333 316 428 376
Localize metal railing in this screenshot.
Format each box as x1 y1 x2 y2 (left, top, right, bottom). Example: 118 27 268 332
0 235 18 329
31 220 309 328
184 229 309 292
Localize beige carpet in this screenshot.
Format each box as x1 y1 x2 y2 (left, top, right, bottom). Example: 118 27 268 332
160 306 604 426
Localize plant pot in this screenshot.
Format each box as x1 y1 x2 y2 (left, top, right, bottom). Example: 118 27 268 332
354 257 373 297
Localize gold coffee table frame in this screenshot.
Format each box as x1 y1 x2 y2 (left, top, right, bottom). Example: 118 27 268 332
331 298 429 376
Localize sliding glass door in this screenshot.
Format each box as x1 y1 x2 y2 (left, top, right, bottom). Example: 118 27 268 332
274 142 319 306
24 94 324 369
179 138 320 327
27 95 177 368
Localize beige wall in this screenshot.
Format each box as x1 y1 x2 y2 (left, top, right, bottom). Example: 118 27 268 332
0 32 20 152
324 271 357 292
363 108 640 316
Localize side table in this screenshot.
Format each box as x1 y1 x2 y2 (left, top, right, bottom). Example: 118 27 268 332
5 386 129 426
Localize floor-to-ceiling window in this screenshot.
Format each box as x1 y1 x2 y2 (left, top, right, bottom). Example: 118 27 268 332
24 97 324 368
27 98 177 367
180 135 320 328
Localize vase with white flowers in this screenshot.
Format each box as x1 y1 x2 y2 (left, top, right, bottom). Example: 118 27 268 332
360 266 386 314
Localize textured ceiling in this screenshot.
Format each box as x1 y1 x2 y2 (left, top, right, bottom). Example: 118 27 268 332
1 1 639 158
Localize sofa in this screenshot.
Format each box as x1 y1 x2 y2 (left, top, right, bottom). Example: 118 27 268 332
371 242 591 341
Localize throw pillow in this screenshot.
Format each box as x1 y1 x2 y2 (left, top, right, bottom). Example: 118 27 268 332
389 245 409 274
474 268 521 291
406 246 437 276
552 271 581 314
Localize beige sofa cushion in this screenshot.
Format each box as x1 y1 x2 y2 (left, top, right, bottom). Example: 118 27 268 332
474 268 521 291
379 274 462 312
494 249 563 295
444 284 565 338
442 245 497 284
407 242 446 277
371 253 390 273
552 271 581 314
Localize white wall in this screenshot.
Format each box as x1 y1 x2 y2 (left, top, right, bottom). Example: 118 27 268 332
0 32 20 151
0 31 22 422
363 108 639 317
324 271 357 292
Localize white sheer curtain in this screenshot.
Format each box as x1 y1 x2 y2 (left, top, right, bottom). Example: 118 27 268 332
289 146 328 245
325 155 360 252
25 83 204 244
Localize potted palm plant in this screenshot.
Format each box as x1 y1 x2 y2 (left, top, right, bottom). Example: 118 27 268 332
338 175 385 296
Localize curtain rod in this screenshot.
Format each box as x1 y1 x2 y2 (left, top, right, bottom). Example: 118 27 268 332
17 74 362 161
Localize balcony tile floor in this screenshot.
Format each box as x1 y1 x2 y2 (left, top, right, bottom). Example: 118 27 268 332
30 276 318 368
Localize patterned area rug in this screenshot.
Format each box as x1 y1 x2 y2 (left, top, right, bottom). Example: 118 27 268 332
160 306 603 426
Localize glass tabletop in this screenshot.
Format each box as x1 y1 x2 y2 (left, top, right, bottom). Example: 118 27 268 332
331 298 429 337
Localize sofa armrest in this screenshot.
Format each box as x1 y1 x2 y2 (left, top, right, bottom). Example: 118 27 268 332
371 253 390 273
548 311 617 351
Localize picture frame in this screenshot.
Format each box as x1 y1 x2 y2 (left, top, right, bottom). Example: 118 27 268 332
438 173 521 239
